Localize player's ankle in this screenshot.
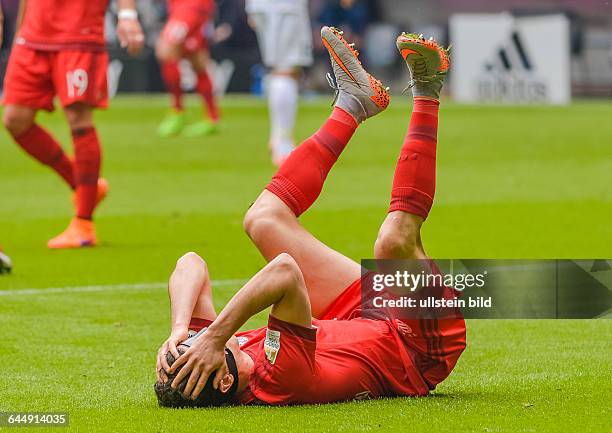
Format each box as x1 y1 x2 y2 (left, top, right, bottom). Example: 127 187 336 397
414 96 440 104
335 92 367 124
410 83 442 101
330 106 359 128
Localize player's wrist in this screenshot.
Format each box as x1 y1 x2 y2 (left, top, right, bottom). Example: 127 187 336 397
170 319 190 335
118 9 138 21
170 322 189 334
204 323 230 349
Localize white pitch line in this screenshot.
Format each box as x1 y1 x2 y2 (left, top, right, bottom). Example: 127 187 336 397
0 278 247 297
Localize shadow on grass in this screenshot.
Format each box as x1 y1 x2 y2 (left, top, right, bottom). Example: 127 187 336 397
152 390 493 414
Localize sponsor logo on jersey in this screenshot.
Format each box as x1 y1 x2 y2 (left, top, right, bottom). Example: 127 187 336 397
237 336 249 346
264 328 281 365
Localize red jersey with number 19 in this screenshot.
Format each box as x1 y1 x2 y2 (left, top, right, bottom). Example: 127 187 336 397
17 0 109 51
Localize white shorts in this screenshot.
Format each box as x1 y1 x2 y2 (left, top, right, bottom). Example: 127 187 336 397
247 1 313 70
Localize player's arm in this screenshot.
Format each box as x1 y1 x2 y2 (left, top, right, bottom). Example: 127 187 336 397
168 253 312 399
156 252 212 382
116 0 144 55
16 0 25 31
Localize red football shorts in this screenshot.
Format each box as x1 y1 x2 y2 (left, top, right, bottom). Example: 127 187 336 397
3 44 108 112
319 274 467 391
245 315 430 404
161 7 210 54
318 277 363 320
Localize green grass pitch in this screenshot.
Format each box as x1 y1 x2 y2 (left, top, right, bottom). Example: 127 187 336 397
0 96 610 432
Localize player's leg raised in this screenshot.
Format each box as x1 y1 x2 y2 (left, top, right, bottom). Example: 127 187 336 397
244 27 390 316
375 34 449 260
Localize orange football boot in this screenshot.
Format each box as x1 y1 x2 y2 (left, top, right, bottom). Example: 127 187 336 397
320 26 390 123
47 218 97 249
396 32 450 100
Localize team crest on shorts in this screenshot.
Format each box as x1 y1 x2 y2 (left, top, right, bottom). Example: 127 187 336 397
264 328 281 365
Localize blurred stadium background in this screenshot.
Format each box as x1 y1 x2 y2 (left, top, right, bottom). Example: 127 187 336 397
3 0 611 100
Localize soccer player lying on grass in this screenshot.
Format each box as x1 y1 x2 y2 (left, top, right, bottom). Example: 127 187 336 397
154 27 466 406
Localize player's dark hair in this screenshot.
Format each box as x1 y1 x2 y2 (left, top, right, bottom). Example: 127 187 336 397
154 345 239 408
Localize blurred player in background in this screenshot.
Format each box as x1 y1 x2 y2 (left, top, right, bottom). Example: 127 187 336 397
246 0 313 166
0 0 19 86
156 0 220 138
318 0 372 48
0 245 12 274
1 0 144 249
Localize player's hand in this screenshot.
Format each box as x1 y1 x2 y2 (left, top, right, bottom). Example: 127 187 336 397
168 334 228 400
117 18 144 56
247 16 256 30
340 0 356 8
156 329 188 383
213 23 233 44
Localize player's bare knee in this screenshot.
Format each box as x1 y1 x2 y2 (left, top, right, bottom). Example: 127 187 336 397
271 253 302 285
188 52 208 74
176 251 207 274
272 252 298 272
271 67 301 80
155 42 180 63
155 47 169 62
243 205 263 238
64 104 93 130
243 201 279 238
2 108 34 136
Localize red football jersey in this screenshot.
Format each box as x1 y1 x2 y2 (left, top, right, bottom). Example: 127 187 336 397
167 0 214 14
188 268 467 406
236 316 433 405
17 0 109 50
319 270 467 391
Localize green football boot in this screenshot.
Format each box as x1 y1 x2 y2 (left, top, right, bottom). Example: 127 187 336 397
157 110 187 137
182 120 220 137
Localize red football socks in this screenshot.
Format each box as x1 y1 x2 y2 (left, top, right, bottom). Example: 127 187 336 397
161 61 183 111
72 127 101 220
389 98 440 220
266 107 358 216
196 70 219 122
14 124 76 189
